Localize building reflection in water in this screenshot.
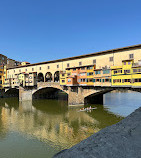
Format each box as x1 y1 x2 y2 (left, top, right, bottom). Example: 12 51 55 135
0 98 123 150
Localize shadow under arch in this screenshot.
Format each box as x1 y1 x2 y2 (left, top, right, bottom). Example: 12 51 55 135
45 72 52 82
4 88 19 98
84 89 113 105
84 88 141 105
37 73 44 82
32 87 68 101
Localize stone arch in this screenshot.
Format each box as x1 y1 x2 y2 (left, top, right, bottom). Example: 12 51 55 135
54 71 59 82
84 89 113 105
5 88 19 97
45 72 52 82
37 73 44 82
32 87 68 100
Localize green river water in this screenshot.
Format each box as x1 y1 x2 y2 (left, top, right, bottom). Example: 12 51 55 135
0 91 141 158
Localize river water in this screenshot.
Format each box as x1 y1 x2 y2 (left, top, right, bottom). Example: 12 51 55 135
0 91 141 158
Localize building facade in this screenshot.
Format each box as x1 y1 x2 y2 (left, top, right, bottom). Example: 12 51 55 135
3 44 141 89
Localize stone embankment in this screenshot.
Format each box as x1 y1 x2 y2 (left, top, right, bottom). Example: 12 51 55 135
54 107 141 158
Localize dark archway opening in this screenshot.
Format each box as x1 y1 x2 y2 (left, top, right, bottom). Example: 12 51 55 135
45 72 52 82
38 73 44 82
5 88 19 98
33 87 68 101
84 90 112 105
54 71 59 82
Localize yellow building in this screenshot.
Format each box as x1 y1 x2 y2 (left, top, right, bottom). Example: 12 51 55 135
111 59 133 87
60 71 67 85
86 65 95 86
132 60 141 87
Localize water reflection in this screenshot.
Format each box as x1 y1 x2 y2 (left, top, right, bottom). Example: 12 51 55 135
0 96 125 158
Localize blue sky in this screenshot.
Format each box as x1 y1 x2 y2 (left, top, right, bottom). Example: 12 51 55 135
0 0 141 63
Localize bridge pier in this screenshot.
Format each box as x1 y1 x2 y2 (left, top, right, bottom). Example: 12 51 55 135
68 87 85 105
19 86 33 101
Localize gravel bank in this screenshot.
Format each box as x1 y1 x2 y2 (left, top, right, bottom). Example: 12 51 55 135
53 107 141 158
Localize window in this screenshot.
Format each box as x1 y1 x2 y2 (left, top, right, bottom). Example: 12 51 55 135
19 69 21 72
124 62 126 65
48 66 50 69
93 59 96 64
128 62 131 65
124 70 130 74
25 69 27 71
109 57 113 62
95 71 101 75
67 63 70 67
39 67 41 70
14 70 15 73
81 67 85 70
62 74 65 77
57 65 59 68
117 70 122 73
32 68 34 71
103 70 110 74
80 73 86 76
87 66 93 70
68 79 71 82
79 62 82 66
129 54 134 59
62 80 65 83
133 69 138 73
87 72 93 76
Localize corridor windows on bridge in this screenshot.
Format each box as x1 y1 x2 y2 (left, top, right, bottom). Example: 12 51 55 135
109 57 113 62
93 59 96 64
54 71 59 82
79 62 82 66
25 69 27 71
47 66 50 69
19 69 21 73
39 67 41 70
45 72 52 82
37 73 44 82
129 54 134 59
32 68 34 71
67 63 70 67
57 65 59 68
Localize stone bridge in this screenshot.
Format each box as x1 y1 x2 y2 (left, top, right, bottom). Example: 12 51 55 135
18 82 113 105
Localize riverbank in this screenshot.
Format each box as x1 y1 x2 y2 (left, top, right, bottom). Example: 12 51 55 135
54 107 141 158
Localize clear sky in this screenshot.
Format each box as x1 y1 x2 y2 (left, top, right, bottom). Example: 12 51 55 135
0 0 141 63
